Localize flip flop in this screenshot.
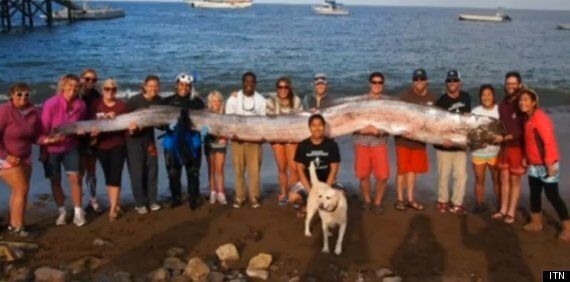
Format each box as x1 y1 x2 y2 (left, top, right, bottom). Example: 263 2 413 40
491 211 506 220
394 200 407 211
406 201 424 211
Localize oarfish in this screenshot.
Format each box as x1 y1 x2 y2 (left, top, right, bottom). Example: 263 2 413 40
54 98 503 148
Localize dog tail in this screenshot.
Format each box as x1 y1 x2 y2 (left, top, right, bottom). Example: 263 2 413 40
309 161 319 185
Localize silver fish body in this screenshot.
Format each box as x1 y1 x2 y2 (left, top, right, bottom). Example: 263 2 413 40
54 98 502 148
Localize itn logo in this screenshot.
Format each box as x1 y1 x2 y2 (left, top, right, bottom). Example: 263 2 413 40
543 270 569 281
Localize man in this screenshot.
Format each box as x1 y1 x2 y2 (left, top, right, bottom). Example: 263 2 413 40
492 71 526 224
353 72 390 214
79 69 102 213
303 73 332 111
434 70 471 214
394 68 436 211
162 73 205 209
225 72 266 208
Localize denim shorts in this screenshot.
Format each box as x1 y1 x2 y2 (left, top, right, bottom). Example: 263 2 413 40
528 162 560 184
44 148 80 179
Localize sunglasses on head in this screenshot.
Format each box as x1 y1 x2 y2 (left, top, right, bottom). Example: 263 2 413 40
15 92 30 98
446 78 460 83
370 80 384 85
84 77 98 83
103 87 117 92
413 77 427 82
277 85 289 89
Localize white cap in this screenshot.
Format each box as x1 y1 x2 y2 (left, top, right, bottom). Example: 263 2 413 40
176 73 193 84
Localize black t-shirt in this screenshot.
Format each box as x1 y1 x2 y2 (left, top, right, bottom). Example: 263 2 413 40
126 93 163 142
434 91 471 151
294 137 341 183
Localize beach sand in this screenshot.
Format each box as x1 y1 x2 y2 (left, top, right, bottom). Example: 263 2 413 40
3 111 570 281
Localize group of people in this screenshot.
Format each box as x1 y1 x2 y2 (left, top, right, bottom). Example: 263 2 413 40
0 68 568 241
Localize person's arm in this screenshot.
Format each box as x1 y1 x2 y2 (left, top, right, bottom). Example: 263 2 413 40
326 162 339 186
0 109 8 159
265 97 276 115
225 95 237 115
258 96 266 116
465 93 472 113
537 114 560 169
296 162 311 191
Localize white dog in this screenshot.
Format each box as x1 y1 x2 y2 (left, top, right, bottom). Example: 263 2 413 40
304 161 348 255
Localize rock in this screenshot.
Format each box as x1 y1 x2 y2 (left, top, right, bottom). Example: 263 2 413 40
172 275 191 282
247 269 269 280
163 257 187 271
0 245 16 262
93 238 114 247
184 257 210 281
34 266 69 282
167 247 186 257
112 271 132 282
8 266 32 281
67 256 103 274
376 268 393 278
383 276 402 282
147 267 170 282
288 277 300 282
208 271 224 282
247 253 272 271
215 243 239 262
270 265 279 272
0 240 39 250
356 274 365 282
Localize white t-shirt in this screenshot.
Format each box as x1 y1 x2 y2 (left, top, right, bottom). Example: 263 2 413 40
225 90 266 116
471 105 500 158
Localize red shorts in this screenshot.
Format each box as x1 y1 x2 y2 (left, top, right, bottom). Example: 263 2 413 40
396 145 429 175
354 144 390 180
497 145 526 176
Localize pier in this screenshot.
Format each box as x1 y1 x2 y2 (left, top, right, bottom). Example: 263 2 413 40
1 0 81 31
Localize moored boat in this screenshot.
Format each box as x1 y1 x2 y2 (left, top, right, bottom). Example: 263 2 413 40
557 24 570 30
51 1 125 21
458 10 511 23
313 0 349 16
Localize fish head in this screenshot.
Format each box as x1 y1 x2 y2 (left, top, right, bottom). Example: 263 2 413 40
466 116 504 150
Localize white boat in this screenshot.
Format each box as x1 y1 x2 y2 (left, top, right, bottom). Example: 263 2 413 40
458 10 511 23
186 0 253 9
557 24 570 30
51 2 125 21
313 0 349 16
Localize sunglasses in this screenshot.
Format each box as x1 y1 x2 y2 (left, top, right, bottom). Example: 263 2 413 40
446 79 460 83
413 77 427 82
15 92 30 98
103 87 117 92
370 80 384 85
84 77 98 83
314 77 326 81
277 85 289 89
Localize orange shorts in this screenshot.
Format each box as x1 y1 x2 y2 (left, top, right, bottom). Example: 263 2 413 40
396 145 428 175
497 145 526 176
354 144 390 180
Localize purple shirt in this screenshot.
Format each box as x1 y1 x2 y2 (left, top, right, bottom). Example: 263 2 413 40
0 102 42 159
498 94 524 148
40 94 87 154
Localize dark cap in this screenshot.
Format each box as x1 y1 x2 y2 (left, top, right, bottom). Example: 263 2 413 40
446 69 461 81
412 68 428 80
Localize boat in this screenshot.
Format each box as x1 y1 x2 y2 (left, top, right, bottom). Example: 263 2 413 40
313 0 349 16
557 24 570 30
458 9 511 23
186 0 253 9
51 1 125 21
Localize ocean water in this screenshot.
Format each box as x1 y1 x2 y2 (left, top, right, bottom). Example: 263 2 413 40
1 3 570 105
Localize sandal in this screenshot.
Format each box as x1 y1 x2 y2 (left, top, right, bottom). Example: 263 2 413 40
504 214 515 224
406 201 424 211
394 200 407 211
491 211 506 220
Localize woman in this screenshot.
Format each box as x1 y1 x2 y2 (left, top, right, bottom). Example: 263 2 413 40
518 89 569 240
205 91 228 205
126 75 163 214
266 77 303 206
470 84 500 213
41 74 87 227
0 83 42 236
90 79 128 222
290 114 341 216
79 68 102 213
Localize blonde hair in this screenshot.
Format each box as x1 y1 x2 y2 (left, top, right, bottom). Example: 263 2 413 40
102 78 118 88
207 90 224 113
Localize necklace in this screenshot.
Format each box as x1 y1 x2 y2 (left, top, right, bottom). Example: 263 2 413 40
242 93 256 112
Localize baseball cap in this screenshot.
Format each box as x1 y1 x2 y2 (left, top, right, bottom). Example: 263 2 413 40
446 69 461 81
412 68 428 80
314 73 328 85
176 73 193 84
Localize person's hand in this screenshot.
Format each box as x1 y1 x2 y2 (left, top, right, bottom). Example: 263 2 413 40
105 112 116 119
442 139 454 148
5 154 20 166
128 122 138 134
547 164 558 177
309 107 317 113
492 134 504 144
46 134 64 144
200 126 209 142
219 137 227 145
521 158 527 168
359 125 378 135
168 121 177 131
76 128 86 136
231 91 238 97
90 127 100 137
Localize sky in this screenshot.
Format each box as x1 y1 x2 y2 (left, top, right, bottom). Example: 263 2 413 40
254 0 570 11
